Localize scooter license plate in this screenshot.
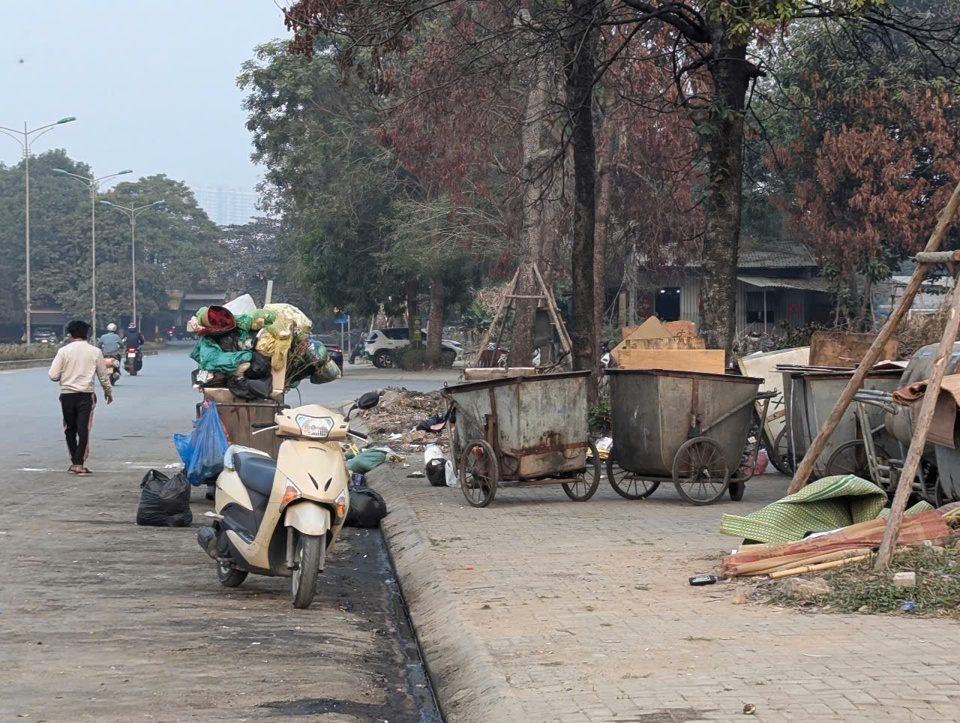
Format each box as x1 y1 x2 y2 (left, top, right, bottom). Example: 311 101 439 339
127 352 137 359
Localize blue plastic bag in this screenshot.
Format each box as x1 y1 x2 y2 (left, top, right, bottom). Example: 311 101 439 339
173 401 229 486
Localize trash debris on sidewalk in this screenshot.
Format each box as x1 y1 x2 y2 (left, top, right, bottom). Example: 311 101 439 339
720 503 960 578
354 387 449 448
136 469 193 527
424 444 447 486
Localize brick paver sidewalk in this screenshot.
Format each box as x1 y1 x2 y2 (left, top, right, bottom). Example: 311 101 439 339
378 468 960 722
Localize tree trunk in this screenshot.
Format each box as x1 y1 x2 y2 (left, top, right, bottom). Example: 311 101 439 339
564 0 601 401
426 275 445 365
593 126 617 347
511 54 554 368
699 28 753 359
406 278 422 349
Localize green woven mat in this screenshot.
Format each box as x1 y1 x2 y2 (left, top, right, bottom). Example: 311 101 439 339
720 475 890 545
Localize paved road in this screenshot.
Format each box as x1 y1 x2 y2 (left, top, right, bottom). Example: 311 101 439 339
0 347 447 721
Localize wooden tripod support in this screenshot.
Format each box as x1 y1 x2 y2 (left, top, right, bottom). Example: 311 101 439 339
473 265 573 368
783 178 960 571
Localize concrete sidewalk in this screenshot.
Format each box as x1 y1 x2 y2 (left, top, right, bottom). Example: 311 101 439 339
372 464 960 722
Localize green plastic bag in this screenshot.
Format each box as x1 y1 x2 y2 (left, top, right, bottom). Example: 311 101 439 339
347 449 388 474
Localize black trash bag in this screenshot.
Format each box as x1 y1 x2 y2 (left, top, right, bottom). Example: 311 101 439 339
244 351 272 380
344 486 387 528
215 329 242 353
425 458 446 487
136 469 193 527
416 412 448 432
227 374 273 401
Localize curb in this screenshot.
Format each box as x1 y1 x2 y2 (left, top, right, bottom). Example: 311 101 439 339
0 349 160 372
368 465 522 723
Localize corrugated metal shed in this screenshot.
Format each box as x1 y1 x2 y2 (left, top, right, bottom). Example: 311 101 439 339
737 275 833 292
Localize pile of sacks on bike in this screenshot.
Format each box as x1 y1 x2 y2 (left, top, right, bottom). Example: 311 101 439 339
187 297 340 400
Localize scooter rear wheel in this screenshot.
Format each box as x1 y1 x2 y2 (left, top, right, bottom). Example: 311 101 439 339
217 560 247 587
291 533 325 609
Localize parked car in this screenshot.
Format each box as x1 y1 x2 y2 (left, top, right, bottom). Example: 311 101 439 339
364 327 463 368
32 328 60 344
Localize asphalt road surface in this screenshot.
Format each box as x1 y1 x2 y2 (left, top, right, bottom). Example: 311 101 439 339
0 347 447 721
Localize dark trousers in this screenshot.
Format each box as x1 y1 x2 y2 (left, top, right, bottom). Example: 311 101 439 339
60 392 96 466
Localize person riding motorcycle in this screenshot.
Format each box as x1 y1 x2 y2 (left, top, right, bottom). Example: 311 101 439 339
98 323 122 358
122 324 145 350
122 324 146 374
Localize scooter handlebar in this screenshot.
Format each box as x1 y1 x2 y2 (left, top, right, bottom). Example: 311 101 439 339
251 422 277 429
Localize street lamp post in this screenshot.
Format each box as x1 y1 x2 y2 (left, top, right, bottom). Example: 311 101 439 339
0 117 76 344
53 168 133 335
100 200 164 328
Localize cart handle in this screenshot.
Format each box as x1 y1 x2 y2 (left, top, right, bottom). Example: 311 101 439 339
700 393 772 435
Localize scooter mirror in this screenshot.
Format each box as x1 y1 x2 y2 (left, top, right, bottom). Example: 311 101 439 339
357 391 380 410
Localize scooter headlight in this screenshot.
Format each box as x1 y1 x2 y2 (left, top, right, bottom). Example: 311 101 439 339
295 415 335 439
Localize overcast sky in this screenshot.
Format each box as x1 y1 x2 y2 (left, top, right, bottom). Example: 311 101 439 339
0 0 286 198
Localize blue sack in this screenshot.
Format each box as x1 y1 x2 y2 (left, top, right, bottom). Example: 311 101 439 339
173 401 229 486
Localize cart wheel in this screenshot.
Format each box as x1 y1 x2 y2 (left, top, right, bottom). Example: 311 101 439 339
562 441 602 502
728 481 746 501
605 452 660 500
672 437 730 505
824 440 890 485
459 439 499 508
768 428 797 476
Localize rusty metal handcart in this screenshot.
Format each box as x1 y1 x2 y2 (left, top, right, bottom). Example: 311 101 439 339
604 369 777 505
442 370 601 508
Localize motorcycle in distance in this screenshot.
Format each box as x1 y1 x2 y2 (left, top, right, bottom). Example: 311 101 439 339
197 391 381 609
124 347 142 376
103 354 121 385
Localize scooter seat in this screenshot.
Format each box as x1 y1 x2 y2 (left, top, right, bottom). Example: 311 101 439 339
233 452 277 497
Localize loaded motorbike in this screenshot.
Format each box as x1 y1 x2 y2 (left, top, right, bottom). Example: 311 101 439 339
103 354 121 384
198 391 380 608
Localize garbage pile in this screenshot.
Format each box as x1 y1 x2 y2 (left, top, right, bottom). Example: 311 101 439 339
187 295 340 400
355 387 448 449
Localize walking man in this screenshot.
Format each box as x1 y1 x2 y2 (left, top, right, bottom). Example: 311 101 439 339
49 320 113 475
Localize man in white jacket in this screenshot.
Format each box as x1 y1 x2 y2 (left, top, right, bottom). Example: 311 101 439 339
49 320 113 475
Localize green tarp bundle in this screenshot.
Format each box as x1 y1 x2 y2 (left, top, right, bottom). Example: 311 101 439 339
719 475 933 545
189 336 253 374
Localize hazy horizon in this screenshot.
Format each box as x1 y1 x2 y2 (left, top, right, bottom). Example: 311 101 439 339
0 0 288 221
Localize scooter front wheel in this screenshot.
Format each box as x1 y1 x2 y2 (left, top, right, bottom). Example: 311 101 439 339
291 533 325 609
217 560 248 587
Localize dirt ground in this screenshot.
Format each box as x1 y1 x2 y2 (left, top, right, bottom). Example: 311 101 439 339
0 474 439 722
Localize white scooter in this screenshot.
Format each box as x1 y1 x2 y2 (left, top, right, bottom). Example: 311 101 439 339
198 391 379 608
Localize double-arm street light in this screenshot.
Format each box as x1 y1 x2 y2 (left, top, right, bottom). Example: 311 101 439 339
53 168 133 335
100 199 164 328
0 117 76 344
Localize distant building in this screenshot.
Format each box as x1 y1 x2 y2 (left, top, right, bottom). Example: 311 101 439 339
193 185 258 226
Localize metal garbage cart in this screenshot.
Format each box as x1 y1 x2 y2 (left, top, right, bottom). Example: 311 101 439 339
779 365 902 479
604 369 776 505
442 370 601 507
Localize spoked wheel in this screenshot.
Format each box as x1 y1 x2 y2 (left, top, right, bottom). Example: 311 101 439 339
459 439 499 508
562 441 602 501
291 533 325 609
672 437 730 505
824 440 890 485
216 559 248 588
768 428 797 476
605 451 660 500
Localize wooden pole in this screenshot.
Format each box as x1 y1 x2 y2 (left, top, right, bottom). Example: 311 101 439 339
474 268 519 366
787 179 960 495
875 275 960 571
